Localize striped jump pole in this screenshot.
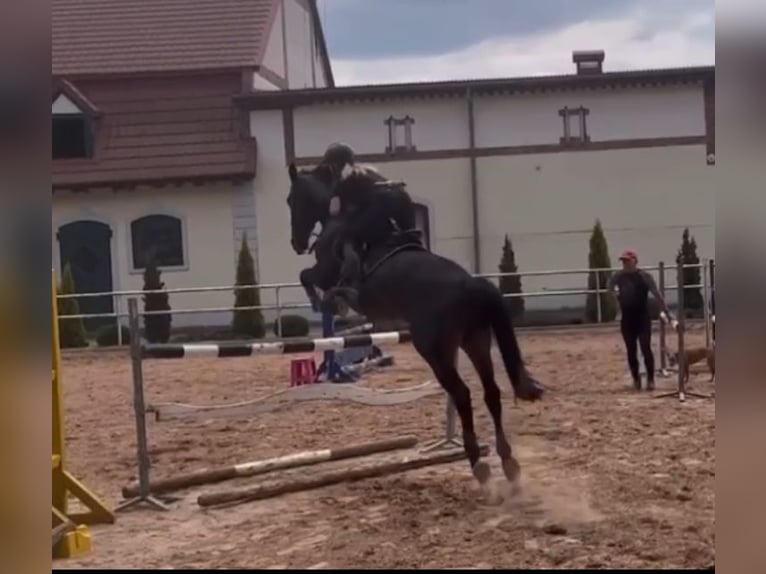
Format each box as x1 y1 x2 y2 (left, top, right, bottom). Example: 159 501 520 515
140 330 412 359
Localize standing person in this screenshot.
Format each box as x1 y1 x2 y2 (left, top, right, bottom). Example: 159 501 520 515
607 250 674 391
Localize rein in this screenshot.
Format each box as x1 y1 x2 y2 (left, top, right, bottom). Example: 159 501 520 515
363 234 428 279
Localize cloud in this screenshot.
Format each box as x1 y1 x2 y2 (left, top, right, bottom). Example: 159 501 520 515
329 10 714 86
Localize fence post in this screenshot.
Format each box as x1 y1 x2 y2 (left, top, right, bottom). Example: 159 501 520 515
702 258 711 347
115 294 123 346
595 271 602 323
709 259 715 343
275 286 283 338
658 261 666 371
676 262 687 400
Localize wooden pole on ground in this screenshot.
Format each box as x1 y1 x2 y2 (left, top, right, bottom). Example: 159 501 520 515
122 435 418 498
197 445 490 509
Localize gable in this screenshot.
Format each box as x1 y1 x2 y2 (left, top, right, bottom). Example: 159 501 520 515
52 94 83 115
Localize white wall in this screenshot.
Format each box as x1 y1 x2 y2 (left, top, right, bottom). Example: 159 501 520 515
476 144 715 309
249 109 311 316
474 85 705 147
284 0 317 89
293 99 469 156
253 73 281 91
260 2 285 78
291 85 704 158
52 183 244 328
256 0 329 90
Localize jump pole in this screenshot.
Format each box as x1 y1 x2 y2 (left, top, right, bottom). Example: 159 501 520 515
197 444 490 509
119 297 456 511
121 435 418 498
655 262 712 403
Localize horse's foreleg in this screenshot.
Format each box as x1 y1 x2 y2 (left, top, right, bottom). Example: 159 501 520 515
299 268 322 312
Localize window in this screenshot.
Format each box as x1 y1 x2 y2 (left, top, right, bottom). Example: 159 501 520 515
52 91 97 160
52 114 93 159
413 203 430 250
130 215 185 270
558 106 590 144
385 115 416 153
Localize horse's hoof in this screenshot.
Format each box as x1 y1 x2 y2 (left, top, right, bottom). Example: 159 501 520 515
472 460 491 484
502 457 521 483
517 376 545 402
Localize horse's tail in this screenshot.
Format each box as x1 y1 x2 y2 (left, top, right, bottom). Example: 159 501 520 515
468 277 544 402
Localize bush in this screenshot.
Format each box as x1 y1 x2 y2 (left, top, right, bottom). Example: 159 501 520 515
57 262 88 348
142 257 172 343
676 227 703 315
498 234 524 321
274 315 310 338
95 323 131 347
585 219 617 323
232 233 266 338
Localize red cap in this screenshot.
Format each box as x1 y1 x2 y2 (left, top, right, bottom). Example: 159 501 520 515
619 249 638 262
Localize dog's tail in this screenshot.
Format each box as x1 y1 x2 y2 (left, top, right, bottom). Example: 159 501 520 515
467 277 544 402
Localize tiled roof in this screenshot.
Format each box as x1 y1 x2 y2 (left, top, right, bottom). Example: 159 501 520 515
52 73 256 190
52 0 278 76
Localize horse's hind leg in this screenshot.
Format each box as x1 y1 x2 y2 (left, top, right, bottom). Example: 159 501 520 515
411 328 488 484
462 327 520 485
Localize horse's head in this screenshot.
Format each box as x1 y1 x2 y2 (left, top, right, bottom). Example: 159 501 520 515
286 162 334 255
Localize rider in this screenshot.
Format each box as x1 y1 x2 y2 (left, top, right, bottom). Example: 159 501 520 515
607 249 674 391
319 142 422 285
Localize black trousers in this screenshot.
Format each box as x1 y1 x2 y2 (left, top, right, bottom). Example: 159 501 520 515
620 312 654 381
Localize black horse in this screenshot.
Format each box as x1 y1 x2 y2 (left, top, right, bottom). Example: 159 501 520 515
286 162 545 487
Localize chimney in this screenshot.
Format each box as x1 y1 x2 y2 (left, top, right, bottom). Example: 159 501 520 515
572 50 605 75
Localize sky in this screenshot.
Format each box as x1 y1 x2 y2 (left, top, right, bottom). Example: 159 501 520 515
315 0 715 86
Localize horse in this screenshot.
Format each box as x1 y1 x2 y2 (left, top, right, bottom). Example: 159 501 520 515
286 161 545 487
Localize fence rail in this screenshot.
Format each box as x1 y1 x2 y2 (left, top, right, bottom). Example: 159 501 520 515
54 260 715 343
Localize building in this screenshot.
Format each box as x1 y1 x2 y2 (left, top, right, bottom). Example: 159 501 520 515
51 0 333 329
237 50 715 314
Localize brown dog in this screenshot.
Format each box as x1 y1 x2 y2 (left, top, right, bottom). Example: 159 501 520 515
668 346 715 382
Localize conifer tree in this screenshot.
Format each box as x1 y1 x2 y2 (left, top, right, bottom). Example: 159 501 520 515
232 233 265 338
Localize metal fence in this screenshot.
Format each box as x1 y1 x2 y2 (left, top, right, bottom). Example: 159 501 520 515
55 259 715 345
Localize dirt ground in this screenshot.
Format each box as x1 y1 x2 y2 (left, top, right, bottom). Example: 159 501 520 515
54 325 715 570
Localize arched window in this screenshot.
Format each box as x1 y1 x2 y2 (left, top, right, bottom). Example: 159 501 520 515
130 214 184 269
413 203 430 250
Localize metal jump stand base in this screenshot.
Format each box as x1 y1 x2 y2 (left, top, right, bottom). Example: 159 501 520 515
316 352 359 384
114 493 173 513
316 312 359 384
654 388 713 403
421 399 464 453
